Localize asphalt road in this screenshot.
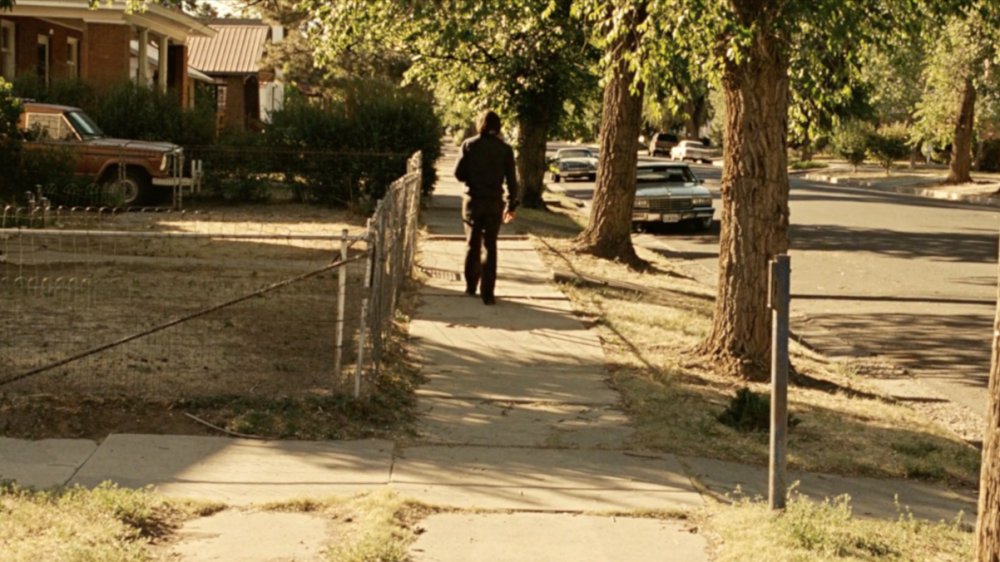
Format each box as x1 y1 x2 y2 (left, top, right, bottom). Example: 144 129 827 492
548 150 999 420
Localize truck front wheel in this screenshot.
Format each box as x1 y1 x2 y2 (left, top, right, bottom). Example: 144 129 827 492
104 168 153 206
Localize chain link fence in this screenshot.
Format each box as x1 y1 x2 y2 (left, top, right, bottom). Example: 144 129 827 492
0 152 422 401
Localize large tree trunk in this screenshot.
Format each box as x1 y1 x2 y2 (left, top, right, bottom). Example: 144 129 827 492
574 3 646 265
516 113 550 209
698 3 790 381
947 76 976 184
979 245 1000 561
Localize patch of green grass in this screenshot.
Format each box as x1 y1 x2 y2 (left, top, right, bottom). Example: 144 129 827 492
706 492 971 561
0 482 222 562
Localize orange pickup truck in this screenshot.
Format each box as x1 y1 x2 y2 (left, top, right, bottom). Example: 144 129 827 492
17 101 198 205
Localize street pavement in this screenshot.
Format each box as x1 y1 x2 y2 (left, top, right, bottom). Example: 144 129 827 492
0 151 983 561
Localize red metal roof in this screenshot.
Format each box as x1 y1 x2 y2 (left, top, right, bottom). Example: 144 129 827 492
187 22 270 75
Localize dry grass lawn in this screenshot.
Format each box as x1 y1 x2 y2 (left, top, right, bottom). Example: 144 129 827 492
516 198 981 488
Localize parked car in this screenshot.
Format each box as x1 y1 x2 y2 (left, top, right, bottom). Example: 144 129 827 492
647 132 680 156
670 139 716 163
632 162 714 230
17 102 198 205
549 147 598 182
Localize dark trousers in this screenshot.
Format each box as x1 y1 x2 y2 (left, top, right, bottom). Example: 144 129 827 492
462 196 504 298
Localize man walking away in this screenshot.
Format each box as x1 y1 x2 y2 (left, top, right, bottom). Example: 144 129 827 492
454 110 519 305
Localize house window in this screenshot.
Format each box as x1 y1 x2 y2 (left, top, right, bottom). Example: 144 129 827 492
0 20 15 81
37 34 50 88
67 37 79 79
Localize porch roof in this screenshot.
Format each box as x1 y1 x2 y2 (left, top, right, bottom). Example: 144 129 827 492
6 0 216 42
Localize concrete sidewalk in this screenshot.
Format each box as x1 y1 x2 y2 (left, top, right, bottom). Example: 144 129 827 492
0 148 980 561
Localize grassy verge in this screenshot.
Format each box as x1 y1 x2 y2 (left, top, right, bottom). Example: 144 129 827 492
519 196 980 487
790 160 829 170
0 482 222 562
703 492 971 561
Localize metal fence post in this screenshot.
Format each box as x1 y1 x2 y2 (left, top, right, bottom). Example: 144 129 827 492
334 228 348 386
355 219 375 398
769 254 791 510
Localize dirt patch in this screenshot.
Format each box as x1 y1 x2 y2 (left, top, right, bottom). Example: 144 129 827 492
1 204 419 441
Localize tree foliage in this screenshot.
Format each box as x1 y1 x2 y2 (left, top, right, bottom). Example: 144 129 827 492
286 0 597 208
912 13 999 148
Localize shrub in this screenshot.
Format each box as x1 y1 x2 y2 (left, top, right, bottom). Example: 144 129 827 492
0 77 23 202
90 82 215 146
978 138 1000 172
258 85 442 206
830 121 872 171
718 387 800 433
867 123 911 176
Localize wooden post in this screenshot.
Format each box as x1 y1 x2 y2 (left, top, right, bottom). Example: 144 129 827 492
769 254 791 510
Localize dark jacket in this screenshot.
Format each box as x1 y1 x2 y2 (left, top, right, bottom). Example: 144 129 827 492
454 133 519 212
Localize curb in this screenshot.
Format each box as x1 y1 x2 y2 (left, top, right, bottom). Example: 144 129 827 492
802 173 1000 207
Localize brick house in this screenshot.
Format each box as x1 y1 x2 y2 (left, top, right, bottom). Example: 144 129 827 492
187 19 283 133
0 0 214 107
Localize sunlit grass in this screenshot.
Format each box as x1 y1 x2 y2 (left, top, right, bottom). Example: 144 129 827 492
534 235 981 486
705 492 972 561
0 482 222 562
263 489 431 562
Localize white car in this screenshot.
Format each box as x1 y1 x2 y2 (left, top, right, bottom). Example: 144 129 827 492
632 163 714 231
670 140 716 164
549 147 598 182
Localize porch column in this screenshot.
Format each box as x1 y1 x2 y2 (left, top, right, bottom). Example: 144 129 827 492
157 34 168 93
137 27 149 86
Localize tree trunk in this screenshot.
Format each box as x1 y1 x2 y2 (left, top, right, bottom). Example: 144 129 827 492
698 4 790 381
516 114 550 209
947 76 976 184
574 3 646 265
978 242 1000 561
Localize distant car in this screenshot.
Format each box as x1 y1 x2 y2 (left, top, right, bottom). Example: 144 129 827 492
632 162 714 230
549 147 597 182
647 132 680 156
17 101 198 205
670 139 716 163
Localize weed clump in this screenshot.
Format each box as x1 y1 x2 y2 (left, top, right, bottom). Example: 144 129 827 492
717 387 800 432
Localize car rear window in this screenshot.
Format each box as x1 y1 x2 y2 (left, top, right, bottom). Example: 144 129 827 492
559 149 591 159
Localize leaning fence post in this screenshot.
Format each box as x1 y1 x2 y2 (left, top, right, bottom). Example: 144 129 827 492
334 228 348 386
355 219 374 398
769 254 791 510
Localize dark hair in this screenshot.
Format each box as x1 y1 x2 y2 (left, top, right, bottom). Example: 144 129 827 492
477 110 501 136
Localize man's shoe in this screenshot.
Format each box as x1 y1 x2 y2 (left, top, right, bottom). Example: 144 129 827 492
482 295 496 305
465 287 477 296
